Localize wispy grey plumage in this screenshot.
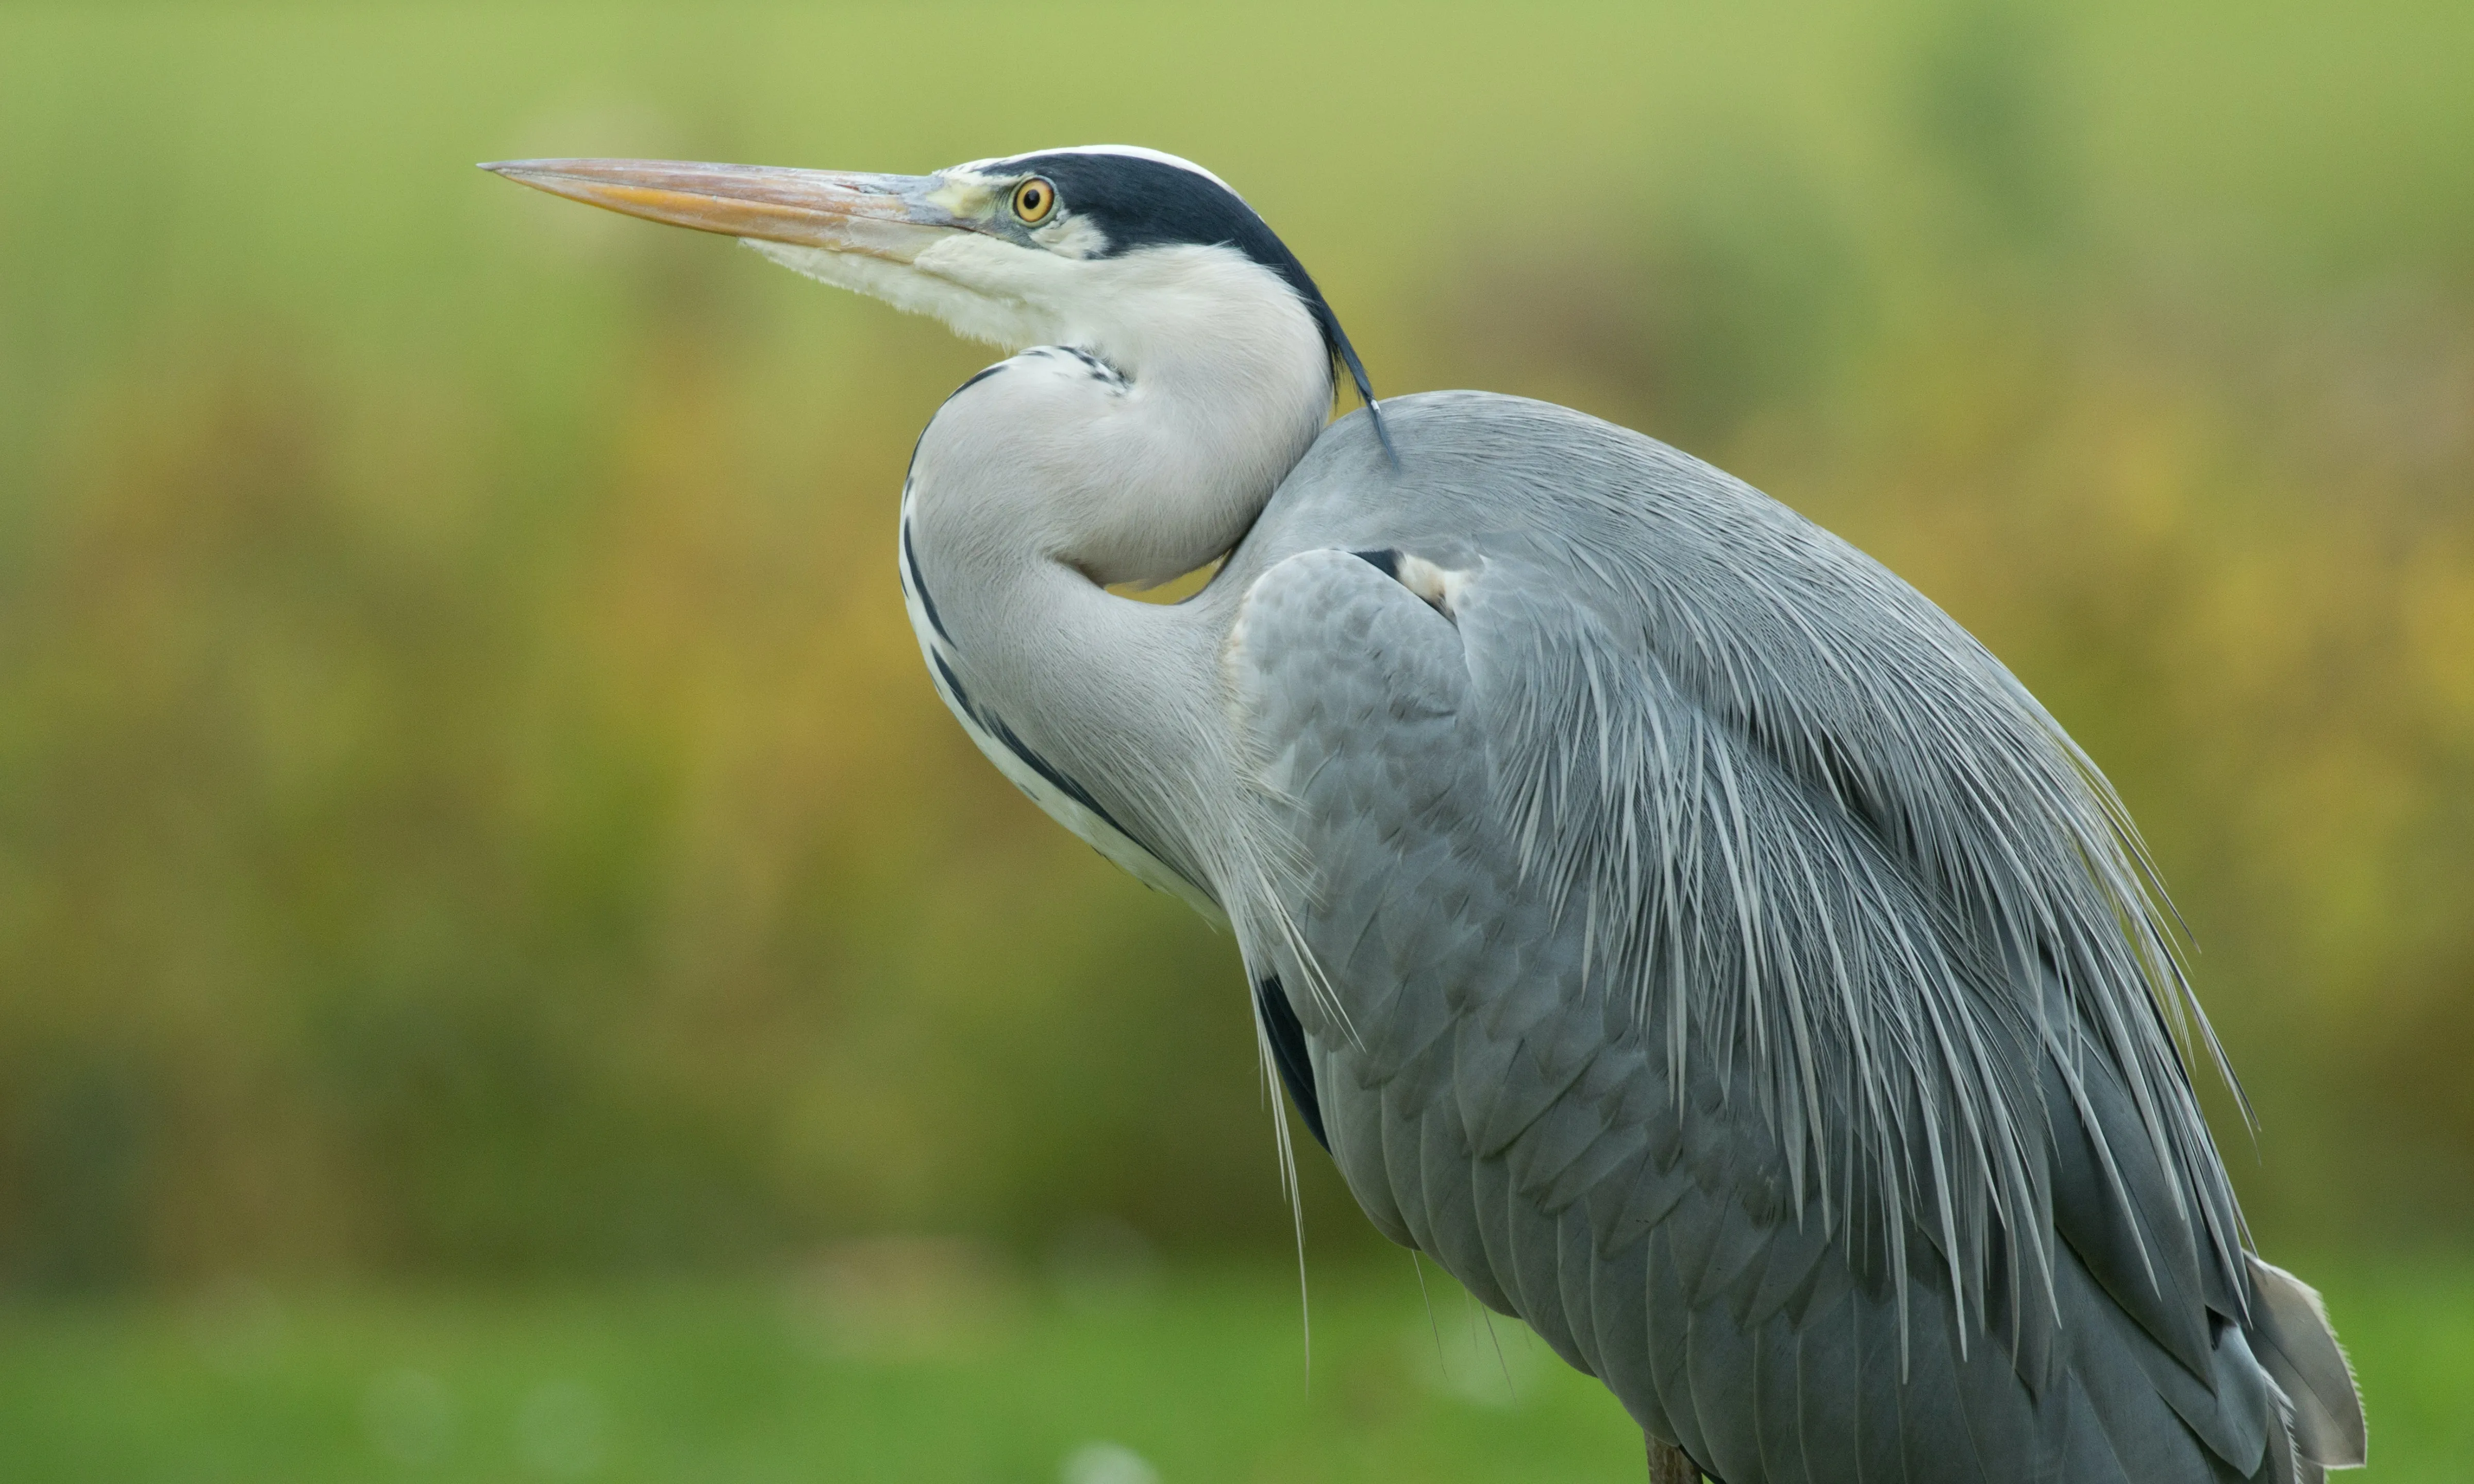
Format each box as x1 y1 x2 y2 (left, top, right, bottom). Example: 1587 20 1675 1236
489 144 2367 1484
1227 395 2361 1480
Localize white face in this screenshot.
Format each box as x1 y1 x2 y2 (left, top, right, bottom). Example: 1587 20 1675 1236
748 231 1311 385
742 149 1283 364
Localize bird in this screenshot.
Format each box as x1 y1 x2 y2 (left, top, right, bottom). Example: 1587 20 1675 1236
484 146 2367 1483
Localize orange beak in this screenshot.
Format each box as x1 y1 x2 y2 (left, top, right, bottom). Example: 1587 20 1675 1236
481 158 962 262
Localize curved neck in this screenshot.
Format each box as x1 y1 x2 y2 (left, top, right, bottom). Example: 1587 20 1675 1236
895 257 1331 905
915 243 1332 588
900 484 1239 911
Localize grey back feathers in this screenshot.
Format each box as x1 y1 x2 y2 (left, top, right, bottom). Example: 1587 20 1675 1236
1203 394 2362 1481
1238 393 2224 1302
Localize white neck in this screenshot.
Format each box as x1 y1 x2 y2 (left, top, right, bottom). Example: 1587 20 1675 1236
888 244 1333 914
906 242 1332 587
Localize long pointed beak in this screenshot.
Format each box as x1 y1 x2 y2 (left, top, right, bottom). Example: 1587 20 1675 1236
481 158 959 262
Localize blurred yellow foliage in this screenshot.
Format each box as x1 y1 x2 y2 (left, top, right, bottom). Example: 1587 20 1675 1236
0 1 2467 1287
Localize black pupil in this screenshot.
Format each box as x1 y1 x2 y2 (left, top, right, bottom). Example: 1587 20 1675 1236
1023 187 1043 212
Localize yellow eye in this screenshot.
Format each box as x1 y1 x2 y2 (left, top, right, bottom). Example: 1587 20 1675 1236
1011 176 1057 224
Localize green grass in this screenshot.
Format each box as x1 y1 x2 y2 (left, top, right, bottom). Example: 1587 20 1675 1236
0 1257 2463 1483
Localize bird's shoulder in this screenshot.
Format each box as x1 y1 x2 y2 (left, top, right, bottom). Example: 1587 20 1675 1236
1221 390 2256 1399
1264 388 1760 549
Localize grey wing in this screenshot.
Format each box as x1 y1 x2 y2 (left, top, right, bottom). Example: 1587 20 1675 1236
1227 543 2360 1483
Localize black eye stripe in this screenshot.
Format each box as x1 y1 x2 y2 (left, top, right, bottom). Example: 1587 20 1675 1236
973 150 1385 440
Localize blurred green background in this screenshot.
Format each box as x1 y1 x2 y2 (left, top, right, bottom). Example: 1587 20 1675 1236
2 1 2469 1478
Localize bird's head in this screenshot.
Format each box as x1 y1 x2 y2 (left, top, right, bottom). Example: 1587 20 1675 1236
488 146 1378 424
488 146 1383 582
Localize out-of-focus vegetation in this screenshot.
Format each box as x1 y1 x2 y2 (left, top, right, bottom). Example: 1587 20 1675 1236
0 1257 1647 1483
0 0 2468 1383
2 1255 2467 1483
0 1254 2466 1483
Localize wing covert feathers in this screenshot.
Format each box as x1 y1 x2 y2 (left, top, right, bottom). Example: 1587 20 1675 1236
1222 394 2362 1480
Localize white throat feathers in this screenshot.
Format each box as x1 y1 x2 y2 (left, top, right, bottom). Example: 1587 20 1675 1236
898 243 1331 587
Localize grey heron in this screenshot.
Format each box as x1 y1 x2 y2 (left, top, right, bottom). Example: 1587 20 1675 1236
484 147 2366 1483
